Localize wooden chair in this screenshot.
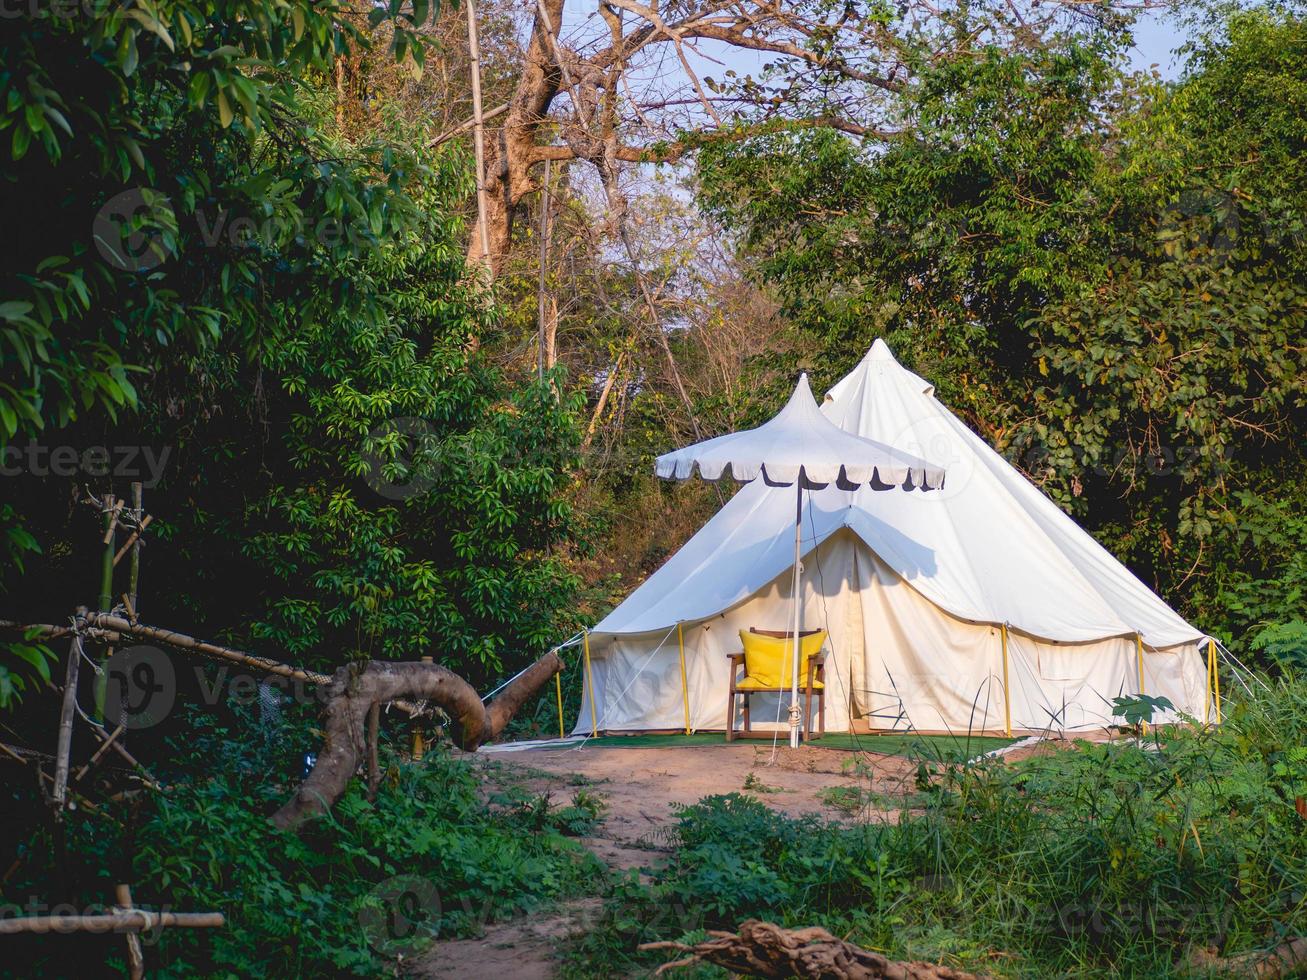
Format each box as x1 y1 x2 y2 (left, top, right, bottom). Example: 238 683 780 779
726 627 826 742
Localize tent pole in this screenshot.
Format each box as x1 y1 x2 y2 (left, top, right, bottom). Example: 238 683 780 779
583 630 598 736
1211 637 1222 724
1204 638 1213 725
789 470 803 749
678 623 691 735
1136 633 1147 734
555 671 565 739
1000 624 1012 737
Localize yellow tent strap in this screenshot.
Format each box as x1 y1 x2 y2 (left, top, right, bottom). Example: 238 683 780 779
1204 639 1213 725
1136 633 1147 733
555 670 565 740
1000 624 1012 737
678 623 690 736
1211 638 1222 724
583 629 598 735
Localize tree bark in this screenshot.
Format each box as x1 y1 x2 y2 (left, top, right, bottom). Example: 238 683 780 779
270 654 563 830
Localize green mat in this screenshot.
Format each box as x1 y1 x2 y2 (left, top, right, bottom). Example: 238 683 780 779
581 731 1015 759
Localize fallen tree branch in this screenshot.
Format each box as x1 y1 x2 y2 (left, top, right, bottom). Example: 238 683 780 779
270 654 563 831
640 920 987 979
2 615 421 716
1190 939 1307 979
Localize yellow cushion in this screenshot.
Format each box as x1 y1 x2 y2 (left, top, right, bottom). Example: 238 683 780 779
739 629 826 689
737 674 823 691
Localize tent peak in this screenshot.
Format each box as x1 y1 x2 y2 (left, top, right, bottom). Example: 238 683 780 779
867 338 897 363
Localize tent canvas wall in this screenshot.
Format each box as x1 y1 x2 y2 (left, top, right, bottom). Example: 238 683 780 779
574 341 1214 736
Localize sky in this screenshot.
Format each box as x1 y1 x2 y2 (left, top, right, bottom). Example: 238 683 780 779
562 4 1198 137
1129 9 1190 78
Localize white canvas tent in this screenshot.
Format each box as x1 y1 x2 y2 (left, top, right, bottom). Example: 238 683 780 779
573 340 1216 736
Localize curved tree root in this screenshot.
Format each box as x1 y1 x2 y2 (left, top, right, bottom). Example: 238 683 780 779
270 654 562 831
640 920 987 980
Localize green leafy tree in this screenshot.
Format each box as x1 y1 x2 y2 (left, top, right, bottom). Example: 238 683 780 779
697 10 1307 653
0 0 586 700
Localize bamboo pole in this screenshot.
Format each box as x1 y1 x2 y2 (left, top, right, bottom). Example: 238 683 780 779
555 671 565 739
1211 638 1222 724
94 498 119 721
1000 624 1012 738
583 630 597 735
1204 638 1213 724
73 722 126 783
0 909 224 935
678 623 690 735
1136 633 1146 695
537 157 553 381
51 609 88 813
126 483 142 612
466 0 493 274
427 102 509 148
1136 633 1148 734
115 885 146 980
112 515 152 568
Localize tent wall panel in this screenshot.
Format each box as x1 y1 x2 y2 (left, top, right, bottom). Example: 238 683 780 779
574 530 1209 735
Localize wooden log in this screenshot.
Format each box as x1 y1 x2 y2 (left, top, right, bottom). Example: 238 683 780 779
0 909 224 935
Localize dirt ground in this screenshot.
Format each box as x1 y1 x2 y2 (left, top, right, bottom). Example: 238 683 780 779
406 741 920 979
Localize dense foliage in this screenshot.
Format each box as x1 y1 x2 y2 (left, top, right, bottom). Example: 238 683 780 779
697 10 1307 667
0 0 587 704
567 676 1307 977
5 704 603 976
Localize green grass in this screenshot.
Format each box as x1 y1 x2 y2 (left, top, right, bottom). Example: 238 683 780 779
563 674 1307 979
581 731 1014 758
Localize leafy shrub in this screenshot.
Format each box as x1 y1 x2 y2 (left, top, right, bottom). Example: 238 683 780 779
7 706 603 977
